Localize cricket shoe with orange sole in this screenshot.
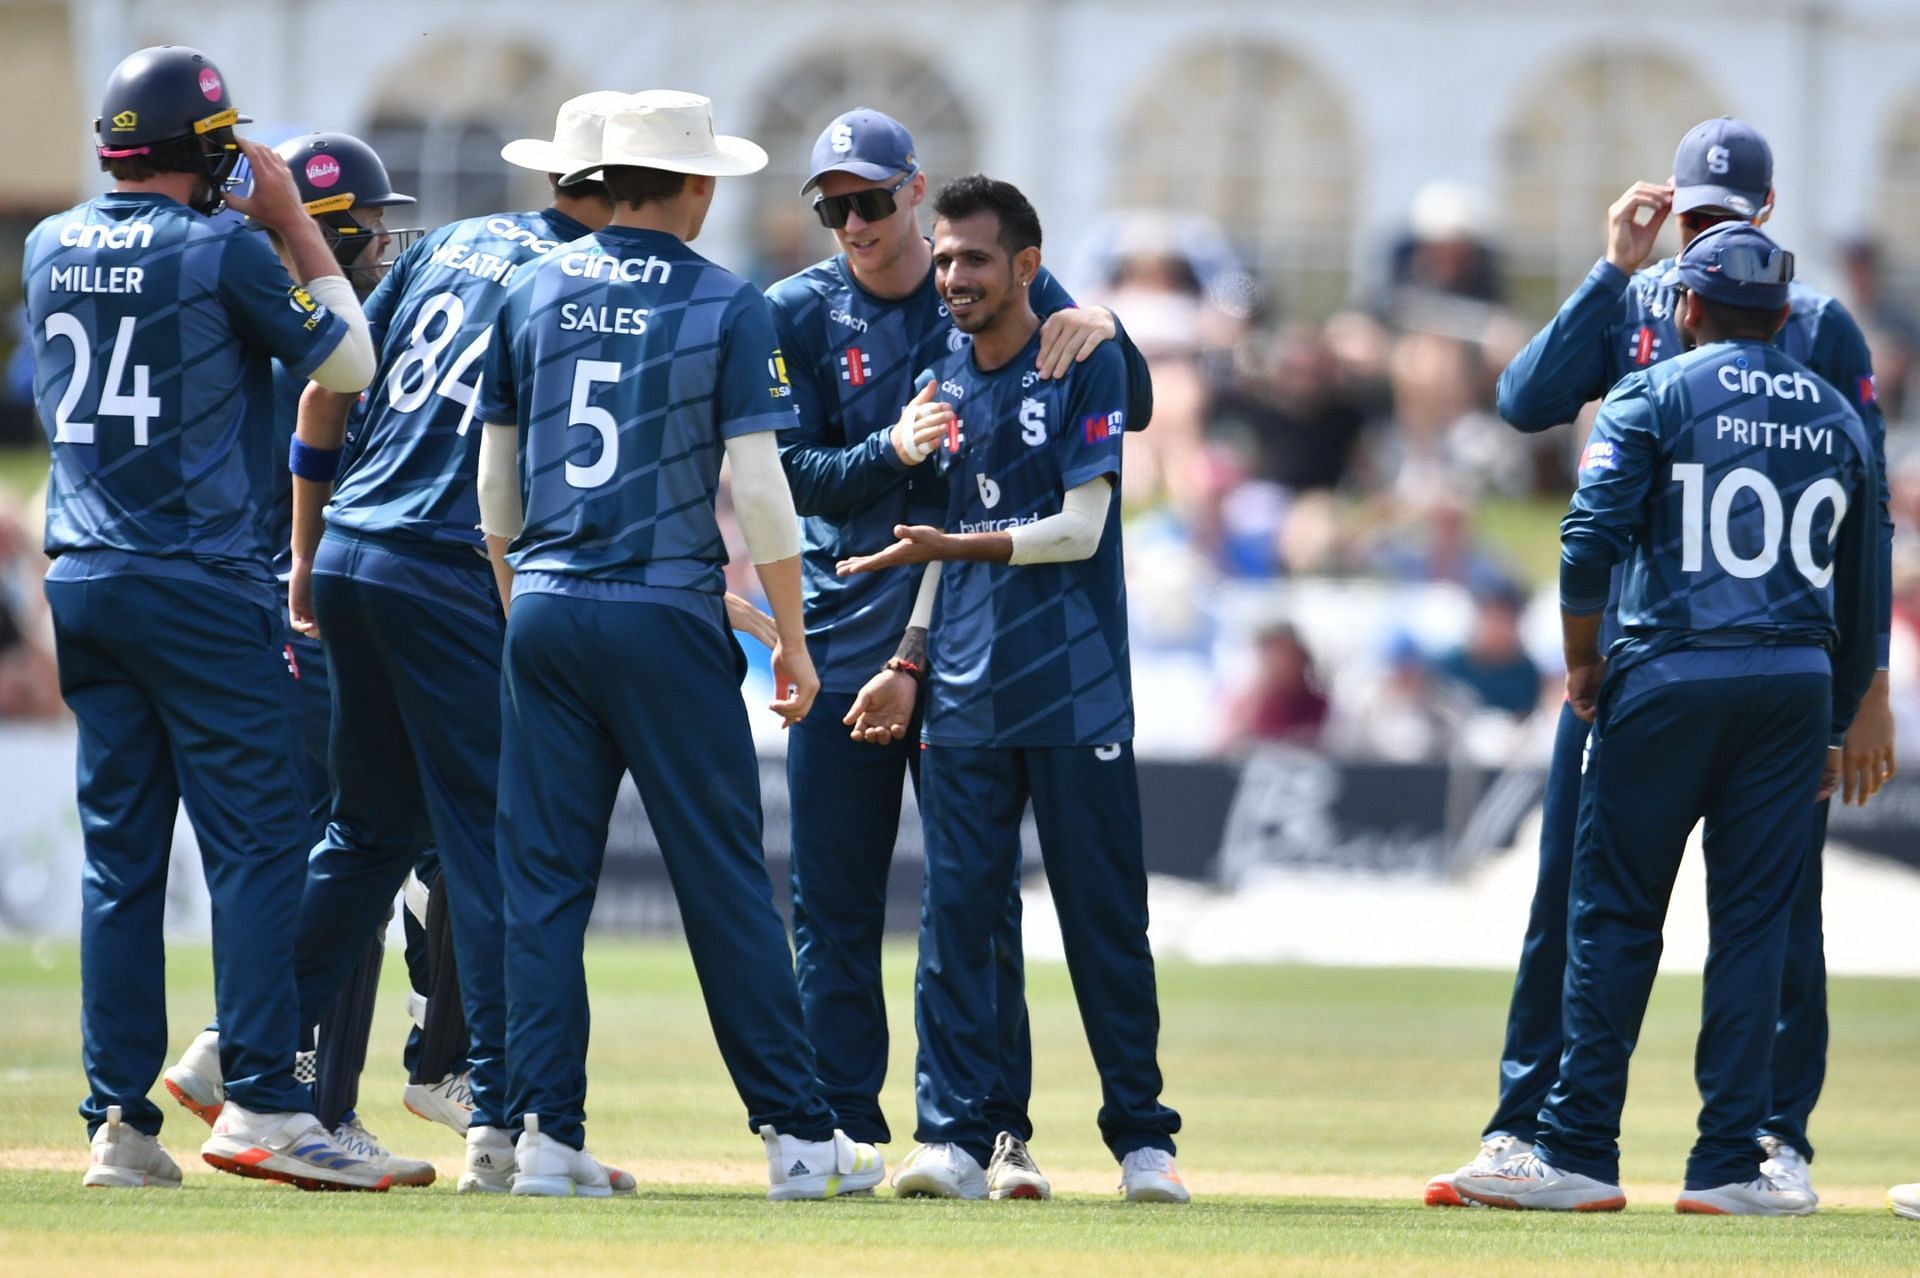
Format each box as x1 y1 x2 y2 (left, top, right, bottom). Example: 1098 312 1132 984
986 1131 1050 1200
1455 1152 1625 1211
161 1029 224 1127
1425 1133 1530 1207
1675 1176 1814 1216
202 1102 392 1191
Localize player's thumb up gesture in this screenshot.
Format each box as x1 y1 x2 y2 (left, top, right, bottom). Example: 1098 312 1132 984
770 636 821 728
890 379 955 466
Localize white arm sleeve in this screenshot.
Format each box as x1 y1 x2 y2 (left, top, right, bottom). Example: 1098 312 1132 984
303 275 376 393
477 421 524 539
1007 478 1113 565
909 560 942 628
726 430 803 563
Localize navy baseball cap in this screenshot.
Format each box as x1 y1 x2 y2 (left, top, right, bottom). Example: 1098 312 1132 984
1661 221 1794 310
800 108 917 195
1672 117 1773 217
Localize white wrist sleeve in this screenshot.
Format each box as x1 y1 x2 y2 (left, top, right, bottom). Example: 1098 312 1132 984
1007 478 1112 565
477 422 524 538
909 561 942 628
727 430 803 563
303 275 376 393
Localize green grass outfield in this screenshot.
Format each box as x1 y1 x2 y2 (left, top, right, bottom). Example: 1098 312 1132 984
3 939 1917 1275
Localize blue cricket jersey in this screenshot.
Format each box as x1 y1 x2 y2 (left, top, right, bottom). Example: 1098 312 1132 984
328 209 593 555
267 360 305 581
1500 254 1893 663
921 332 1132 748
25 192 347 604
767 255 1152 692
475 226 792 607
1561 340 1879 741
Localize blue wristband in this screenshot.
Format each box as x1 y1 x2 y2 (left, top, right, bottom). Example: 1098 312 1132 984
288 437 342 482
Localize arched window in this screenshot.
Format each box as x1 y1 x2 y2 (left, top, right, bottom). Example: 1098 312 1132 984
1498 49 1724 312
746 46 978 286
358 42 570 228
1112 43 1355 319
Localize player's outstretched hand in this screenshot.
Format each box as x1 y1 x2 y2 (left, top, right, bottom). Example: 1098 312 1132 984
844 668 916 745
288 556 320 639
890 381 956 465
1604 181 1674 275
1817 746 1843 803
1840 691 1897 805
224 139 310 235
1566 659 1605 723
836 525 947 576
1036 305 1117 379
724 592 779 650
769 639 820 729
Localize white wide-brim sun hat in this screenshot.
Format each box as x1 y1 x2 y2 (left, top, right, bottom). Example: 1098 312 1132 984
501 90 637 176
559 89 767 184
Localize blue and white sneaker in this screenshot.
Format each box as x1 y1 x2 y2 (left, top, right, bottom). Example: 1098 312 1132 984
202 1102 391 1191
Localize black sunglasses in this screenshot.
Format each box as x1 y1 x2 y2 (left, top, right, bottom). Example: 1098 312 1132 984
812 170 914 229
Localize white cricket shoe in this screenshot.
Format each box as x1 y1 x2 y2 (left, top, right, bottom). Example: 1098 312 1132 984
1757 1135 1818 1207
1426 1133 1532 1207
1676 1175 1815 1216
459 1125 515 1194
892 1142 987 1199
403 1071 474 1134
83 1105 182 1189
162 1029 224 1127
985 1131 1051 1200
759 1123 886 1200
1120 1148 1191 1203
1456 1152 1625 1211
202 1101 391 1191
510 1114 637 1198
331 1115 437 1187
1889 1182 1920 1220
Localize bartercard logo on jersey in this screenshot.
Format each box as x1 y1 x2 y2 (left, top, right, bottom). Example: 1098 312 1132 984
1580 440 1617 472
840 347 870 386
829 308 867 333
1081 410 1123 444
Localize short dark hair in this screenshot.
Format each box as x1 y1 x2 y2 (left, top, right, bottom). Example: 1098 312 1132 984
933 175 1042 258
601 165 687 209
1696 292 1785 341
552 175 610 204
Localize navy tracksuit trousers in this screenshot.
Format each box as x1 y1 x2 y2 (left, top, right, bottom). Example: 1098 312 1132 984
1531 651 1829 1188
786 686 1031 1145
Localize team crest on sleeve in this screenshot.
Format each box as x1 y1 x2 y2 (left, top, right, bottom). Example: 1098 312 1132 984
1580 440 1617 472
768 350 792 399
1859 374 1877 406
1081 410 1123 444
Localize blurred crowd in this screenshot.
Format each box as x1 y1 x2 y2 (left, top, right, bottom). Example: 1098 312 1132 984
6 179 1920 760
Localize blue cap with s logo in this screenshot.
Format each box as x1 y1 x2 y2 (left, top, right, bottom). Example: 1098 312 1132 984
1673 117 1773 218
801 108 918 195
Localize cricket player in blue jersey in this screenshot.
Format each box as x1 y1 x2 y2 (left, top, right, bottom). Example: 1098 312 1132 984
25 45 389 1190
765 108 1151 1186
837 176 1185 1203
160 131 439 1186
275 92 645 1197
1456 223 1879 1214
1430 118 1896 1210
473 90 883 1200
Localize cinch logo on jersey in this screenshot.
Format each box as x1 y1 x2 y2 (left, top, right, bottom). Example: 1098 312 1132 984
1081 410 1123 444
559 249 673 284
484 217 562 254
1717 362 1821 402
1714 416 1835 453
830 308 868 333
940 378 966 400
58 220 153 250
840 346 870 386
1581 440 1617 472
